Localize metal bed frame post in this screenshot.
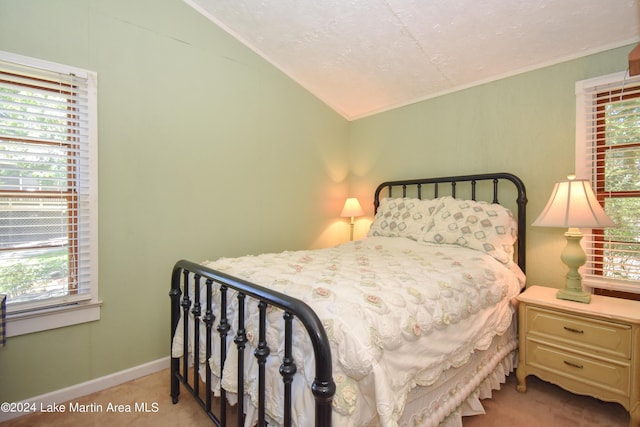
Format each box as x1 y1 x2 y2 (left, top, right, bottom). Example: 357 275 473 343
218 284 230 426
234 292 246 426
169 284 181 404
193 275 201 398
204 279 214 413
255 301 270 427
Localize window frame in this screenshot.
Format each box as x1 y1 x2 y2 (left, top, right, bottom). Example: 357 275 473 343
576 70 640 295
1 50 100 336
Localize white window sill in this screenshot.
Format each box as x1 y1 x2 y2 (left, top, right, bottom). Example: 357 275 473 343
585 278 640 295
6 300 102 337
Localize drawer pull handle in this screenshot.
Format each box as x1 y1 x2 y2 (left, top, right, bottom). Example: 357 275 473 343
563 326 584 334
563 360 584 369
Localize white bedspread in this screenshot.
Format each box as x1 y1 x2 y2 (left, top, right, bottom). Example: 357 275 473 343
172 236 525 427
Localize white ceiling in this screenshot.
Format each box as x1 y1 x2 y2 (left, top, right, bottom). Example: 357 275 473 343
185 0 640 120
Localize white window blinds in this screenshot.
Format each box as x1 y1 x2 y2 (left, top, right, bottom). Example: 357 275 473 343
0 52 98 313
576 71 640 294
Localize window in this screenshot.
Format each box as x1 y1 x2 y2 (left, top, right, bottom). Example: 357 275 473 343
576 71 640 296
0 51 99 335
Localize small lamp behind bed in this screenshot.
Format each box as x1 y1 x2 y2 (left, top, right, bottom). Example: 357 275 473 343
532 174 616 303
341 197 364 241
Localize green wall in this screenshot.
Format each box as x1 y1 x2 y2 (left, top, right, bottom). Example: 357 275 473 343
0 0 349 402
348 44 634 288
0 0 635 405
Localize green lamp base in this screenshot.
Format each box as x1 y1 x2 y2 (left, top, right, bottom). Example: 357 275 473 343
556 229 591 304
556 288 591 303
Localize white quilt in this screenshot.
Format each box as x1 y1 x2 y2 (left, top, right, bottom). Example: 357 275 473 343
172 236 525 427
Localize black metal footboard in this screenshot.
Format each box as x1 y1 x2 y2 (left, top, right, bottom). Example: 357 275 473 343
170 259 336 427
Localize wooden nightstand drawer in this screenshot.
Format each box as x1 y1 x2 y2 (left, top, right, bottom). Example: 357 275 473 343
527 306 631 359
526 339 630 397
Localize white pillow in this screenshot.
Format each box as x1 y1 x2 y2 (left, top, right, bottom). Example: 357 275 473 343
368 197 439 240
420 196 518 264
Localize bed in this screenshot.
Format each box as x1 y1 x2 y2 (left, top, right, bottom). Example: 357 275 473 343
170 172 527 427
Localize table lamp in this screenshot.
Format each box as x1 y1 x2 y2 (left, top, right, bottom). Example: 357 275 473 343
341 198 364 241
532 175 616 303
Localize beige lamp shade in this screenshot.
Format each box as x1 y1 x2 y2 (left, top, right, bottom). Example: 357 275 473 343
341 198 364 218
532 176 616 228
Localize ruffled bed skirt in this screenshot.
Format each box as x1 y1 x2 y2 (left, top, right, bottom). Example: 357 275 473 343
396 320 518 427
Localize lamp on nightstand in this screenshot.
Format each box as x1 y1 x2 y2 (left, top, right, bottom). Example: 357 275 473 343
532 174 616 303
341 197 364 241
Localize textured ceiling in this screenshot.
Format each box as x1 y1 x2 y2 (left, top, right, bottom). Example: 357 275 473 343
185 0 640 120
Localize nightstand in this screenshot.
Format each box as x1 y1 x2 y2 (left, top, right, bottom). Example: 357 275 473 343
516 285 640 427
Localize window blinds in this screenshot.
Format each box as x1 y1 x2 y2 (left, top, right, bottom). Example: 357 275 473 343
0 57 95 312
577 72 640 292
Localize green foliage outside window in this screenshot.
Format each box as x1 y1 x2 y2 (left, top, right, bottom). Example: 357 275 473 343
0 248 69 301
602 97 640 281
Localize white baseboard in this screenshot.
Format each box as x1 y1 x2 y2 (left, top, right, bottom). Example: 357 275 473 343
0 356 170 422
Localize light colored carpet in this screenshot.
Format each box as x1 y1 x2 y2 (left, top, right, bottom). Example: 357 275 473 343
464 374 629 427
1 369 629 426
1 369 212 427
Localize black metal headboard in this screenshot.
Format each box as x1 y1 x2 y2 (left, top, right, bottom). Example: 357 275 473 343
373 172 527 273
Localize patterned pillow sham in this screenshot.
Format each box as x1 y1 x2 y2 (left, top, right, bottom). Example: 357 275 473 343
419 196 518 264
368 197 439 240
